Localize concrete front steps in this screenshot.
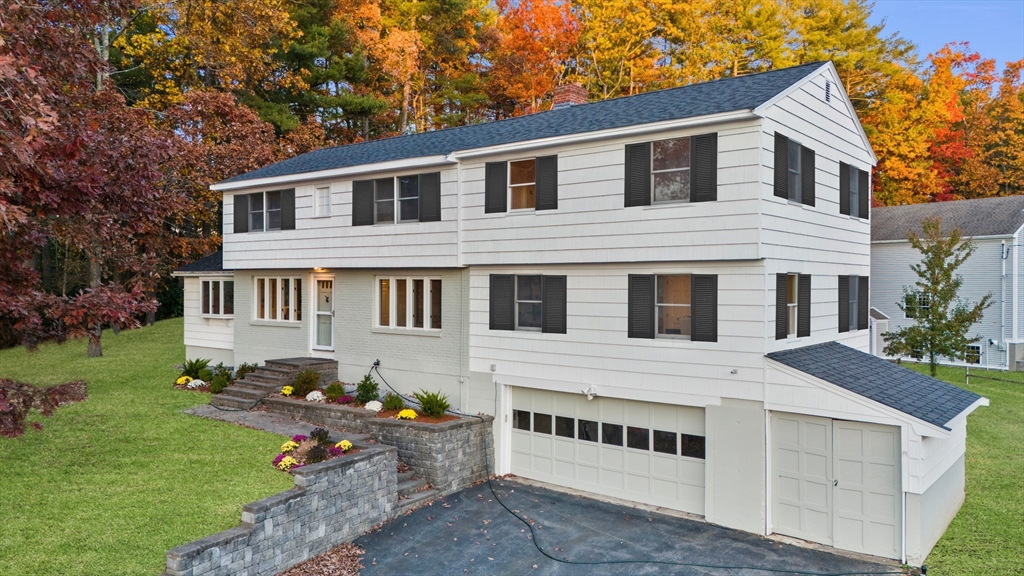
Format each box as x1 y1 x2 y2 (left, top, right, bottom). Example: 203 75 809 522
211 358 338 411
396 464 439 515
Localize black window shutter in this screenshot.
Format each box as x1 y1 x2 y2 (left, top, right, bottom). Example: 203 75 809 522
280 188 296 230
233 194 249 234
691 133 717 203
624 143 651 207
774 133 789 199
775 274 788 340
838 275 850 333
798 274 811 338
352 180 374 226
541 275 567 334
489 275 514 331
839 162 851 216
858 276 869 330
691 275 718 342
535 155 558 211
418 172 441 222
858 169 870 219
801 146 815 206
485 162 507 214
627 274 655 339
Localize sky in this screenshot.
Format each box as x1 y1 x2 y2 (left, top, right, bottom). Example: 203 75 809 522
868 0 1024 72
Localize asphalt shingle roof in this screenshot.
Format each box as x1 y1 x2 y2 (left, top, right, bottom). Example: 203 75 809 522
224 62 826 184
174 251 225 274
767 341 982 430
872 196 1024 242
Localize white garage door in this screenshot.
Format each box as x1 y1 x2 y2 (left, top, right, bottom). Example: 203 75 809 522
510 388 705 515
772 413 902 559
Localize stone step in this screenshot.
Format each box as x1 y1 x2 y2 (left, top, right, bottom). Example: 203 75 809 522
397 478 429 498
397 471 416 484
249 369 292 382
225 386 266 401
233 378 280 392
395 489 439 515
210 394 257 410
263 361 307 371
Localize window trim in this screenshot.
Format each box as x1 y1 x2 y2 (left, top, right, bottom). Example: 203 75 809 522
507 157 538 212
655 274 692 340
200 278 234 318
253 275 303 323
650 136 693 205
314 186 331 217
375 275 442 332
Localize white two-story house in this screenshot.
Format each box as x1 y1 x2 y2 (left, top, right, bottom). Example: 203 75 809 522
175 62 985 565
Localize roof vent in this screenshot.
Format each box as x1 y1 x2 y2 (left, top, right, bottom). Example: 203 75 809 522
825 80 831 103
552 83 587 109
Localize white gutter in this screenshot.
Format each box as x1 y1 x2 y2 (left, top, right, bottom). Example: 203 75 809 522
872 234 1015 245
211 154 455 191
448 110 758 160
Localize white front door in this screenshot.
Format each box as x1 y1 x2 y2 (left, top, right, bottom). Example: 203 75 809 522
771 412 902 559
314 279 334 350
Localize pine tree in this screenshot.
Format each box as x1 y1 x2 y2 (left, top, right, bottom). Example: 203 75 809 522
882 218 993 376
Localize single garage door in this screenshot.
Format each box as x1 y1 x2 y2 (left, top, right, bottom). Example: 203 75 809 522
772 413 902 559
510 388 705 515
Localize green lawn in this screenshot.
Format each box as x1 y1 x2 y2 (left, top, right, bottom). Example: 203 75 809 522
902 363 1024 576
0 319 292 575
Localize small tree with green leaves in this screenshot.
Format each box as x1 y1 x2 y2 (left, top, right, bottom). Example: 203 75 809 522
883 217 993 376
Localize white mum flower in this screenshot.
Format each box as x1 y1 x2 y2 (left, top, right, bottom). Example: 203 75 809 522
187 380 206 389
364 400 383 412
305 391 326 402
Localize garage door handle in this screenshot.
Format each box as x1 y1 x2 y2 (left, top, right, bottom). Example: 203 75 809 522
833 480 838 487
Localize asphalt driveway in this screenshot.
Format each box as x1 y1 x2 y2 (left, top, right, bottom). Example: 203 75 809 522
354 479 902 576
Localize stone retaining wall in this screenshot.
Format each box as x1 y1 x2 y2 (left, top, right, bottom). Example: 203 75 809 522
164 443 396 576
262 398 494 495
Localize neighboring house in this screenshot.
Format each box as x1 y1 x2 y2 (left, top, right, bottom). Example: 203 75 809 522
179 62 986 565
871 196 1024 371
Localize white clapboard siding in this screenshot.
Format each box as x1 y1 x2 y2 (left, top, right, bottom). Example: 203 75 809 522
182 276 234 352
468 262 770 405
223 167 459 270
460 120 765 266
871 238 1010 369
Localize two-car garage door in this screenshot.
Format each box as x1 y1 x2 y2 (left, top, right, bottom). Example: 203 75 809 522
771 413 902 559
510 388 706 515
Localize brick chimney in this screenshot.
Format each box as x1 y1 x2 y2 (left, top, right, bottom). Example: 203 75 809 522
552 83 587 109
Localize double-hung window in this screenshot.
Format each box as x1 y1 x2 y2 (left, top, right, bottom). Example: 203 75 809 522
509 160 536 210
904 291 931 319
377 276 442 330
652 138 691 203
484 156 559 213
840 162 870 219
776 274 811 339
787 140 802 202
201 279 234 317
235 189 295 233
373 178 396 223
624 133 718 206
254 276 303 322
629 274 717 341
488 274 567 333
352 173 441 226
656 275 691 338
838 274 868 332
774 133 815 206
315 186 331 217
515 275 543 330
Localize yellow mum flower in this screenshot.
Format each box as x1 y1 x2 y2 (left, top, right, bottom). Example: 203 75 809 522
335 440 353 452
175 376 193 386
281 386 294 396
396 409 418 420
277 456 299 471
281 440 299 453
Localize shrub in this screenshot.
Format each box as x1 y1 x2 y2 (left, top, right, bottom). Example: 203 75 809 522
181 358 210 379
210 374 229 394
355 375 379 404
235 362 257 381
291 369 320 397
212 363 232 382
198 368 214 382
1 380 87 437
324 382 346 402
413 389 450 418
382 392 405 411
310 427 331 445
305 444 329 464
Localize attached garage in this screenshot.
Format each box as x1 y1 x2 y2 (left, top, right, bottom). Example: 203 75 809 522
771 412 901 559
510 388 706 515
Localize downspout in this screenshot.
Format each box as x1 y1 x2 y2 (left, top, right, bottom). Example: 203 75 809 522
1002 240 1008 369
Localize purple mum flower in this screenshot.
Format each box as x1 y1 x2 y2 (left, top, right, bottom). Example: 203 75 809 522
291 434 308 443
336 395 354 405
328 447 343 457
272 453 286 466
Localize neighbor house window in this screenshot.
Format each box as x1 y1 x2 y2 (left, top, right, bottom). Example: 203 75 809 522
254 276 302 322
315 186 331 217
377 276 441 330
966 345 981 365
652 137 691 203
509 159 536 210
656 275 691 338
904 292 931 319
201 279 234 317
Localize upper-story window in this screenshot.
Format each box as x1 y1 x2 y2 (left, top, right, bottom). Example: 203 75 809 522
840 162 870 219
201 279 234 317
838 274 868 333
485 156 558 213
904 291 931 319
352 172 441 226
774 133 815 207
315 186 331 217
624 133 717 207
377 276 442 330
254 276 302 322
488 274 566 333
628 274 717 341
233 189 296 234
776 273 810 340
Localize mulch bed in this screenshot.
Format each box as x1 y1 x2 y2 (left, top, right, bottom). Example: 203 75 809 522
375 409 458 424
173 384 211 393
276 542 364 576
